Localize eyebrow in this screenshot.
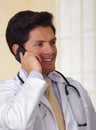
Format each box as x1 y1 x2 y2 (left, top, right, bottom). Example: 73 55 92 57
35 37 57 43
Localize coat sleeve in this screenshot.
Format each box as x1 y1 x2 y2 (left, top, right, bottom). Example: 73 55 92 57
0 78 46 130
83 90 96 129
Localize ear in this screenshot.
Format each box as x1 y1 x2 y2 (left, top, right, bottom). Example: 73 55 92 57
12 44 19 55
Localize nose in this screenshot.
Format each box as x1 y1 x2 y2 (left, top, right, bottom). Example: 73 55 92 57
44 43 54 54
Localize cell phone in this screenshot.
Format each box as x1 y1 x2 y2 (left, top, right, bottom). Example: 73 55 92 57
15 46 26 63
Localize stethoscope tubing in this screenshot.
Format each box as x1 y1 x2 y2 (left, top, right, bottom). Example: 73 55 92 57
55 70 81 97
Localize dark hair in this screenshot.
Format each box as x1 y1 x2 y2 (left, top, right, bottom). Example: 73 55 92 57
6 10 56 55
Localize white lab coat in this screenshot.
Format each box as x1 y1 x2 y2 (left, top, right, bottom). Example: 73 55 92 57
0 70 96 130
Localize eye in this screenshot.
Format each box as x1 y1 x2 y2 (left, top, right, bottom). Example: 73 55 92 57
35 41 43 47
50 40 56 46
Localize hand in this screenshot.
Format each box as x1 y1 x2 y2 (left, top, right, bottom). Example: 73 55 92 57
20 51 42 74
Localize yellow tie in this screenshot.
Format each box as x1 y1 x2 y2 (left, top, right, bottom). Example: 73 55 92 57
45 78 65 130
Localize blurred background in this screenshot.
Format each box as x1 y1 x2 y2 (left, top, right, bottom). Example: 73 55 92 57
0 0 96 109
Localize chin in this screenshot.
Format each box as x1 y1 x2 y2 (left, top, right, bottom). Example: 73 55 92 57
43 67 55 76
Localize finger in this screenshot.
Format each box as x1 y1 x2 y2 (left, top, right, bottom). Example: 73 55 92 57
36 55 42 63
20 52 23 60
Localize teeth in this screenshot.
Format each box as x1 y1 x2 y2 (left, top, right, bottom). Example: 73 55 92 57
43 58 52 61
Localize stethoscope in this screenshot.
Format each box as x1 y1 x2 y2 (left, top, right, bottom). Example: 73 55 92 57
17 70 87 127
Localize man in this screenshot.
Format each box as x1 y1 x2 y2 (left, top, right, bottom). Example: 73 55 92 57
0 10 96 130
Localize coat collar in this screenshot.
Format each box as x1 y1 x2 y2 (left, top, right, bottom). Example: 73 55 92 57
17 69 72 85
47 71 65 83
47 71 72 84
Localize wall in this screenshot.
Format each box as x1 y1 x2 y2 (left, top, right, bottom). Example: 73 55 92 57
55 0 96 109
0 0 55 80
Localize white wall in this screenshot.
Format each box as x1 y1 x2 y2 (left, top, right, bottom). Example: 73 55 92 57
55 0 96 109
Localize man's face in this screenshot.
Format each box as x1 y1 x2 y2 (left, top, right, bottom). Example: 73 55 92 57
24 26 57 76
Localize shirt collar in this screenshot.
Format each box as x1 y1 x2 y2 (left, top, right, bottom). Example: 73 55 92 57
18 69 71 84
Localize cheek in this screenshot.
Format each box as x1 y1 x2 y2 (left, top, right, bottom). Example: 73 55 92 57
54 46 57 54
55 49 57 56
54 48 57 59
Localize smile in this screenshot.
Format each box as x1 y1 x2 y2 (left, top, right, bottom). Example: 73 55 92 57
43 58 53 62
